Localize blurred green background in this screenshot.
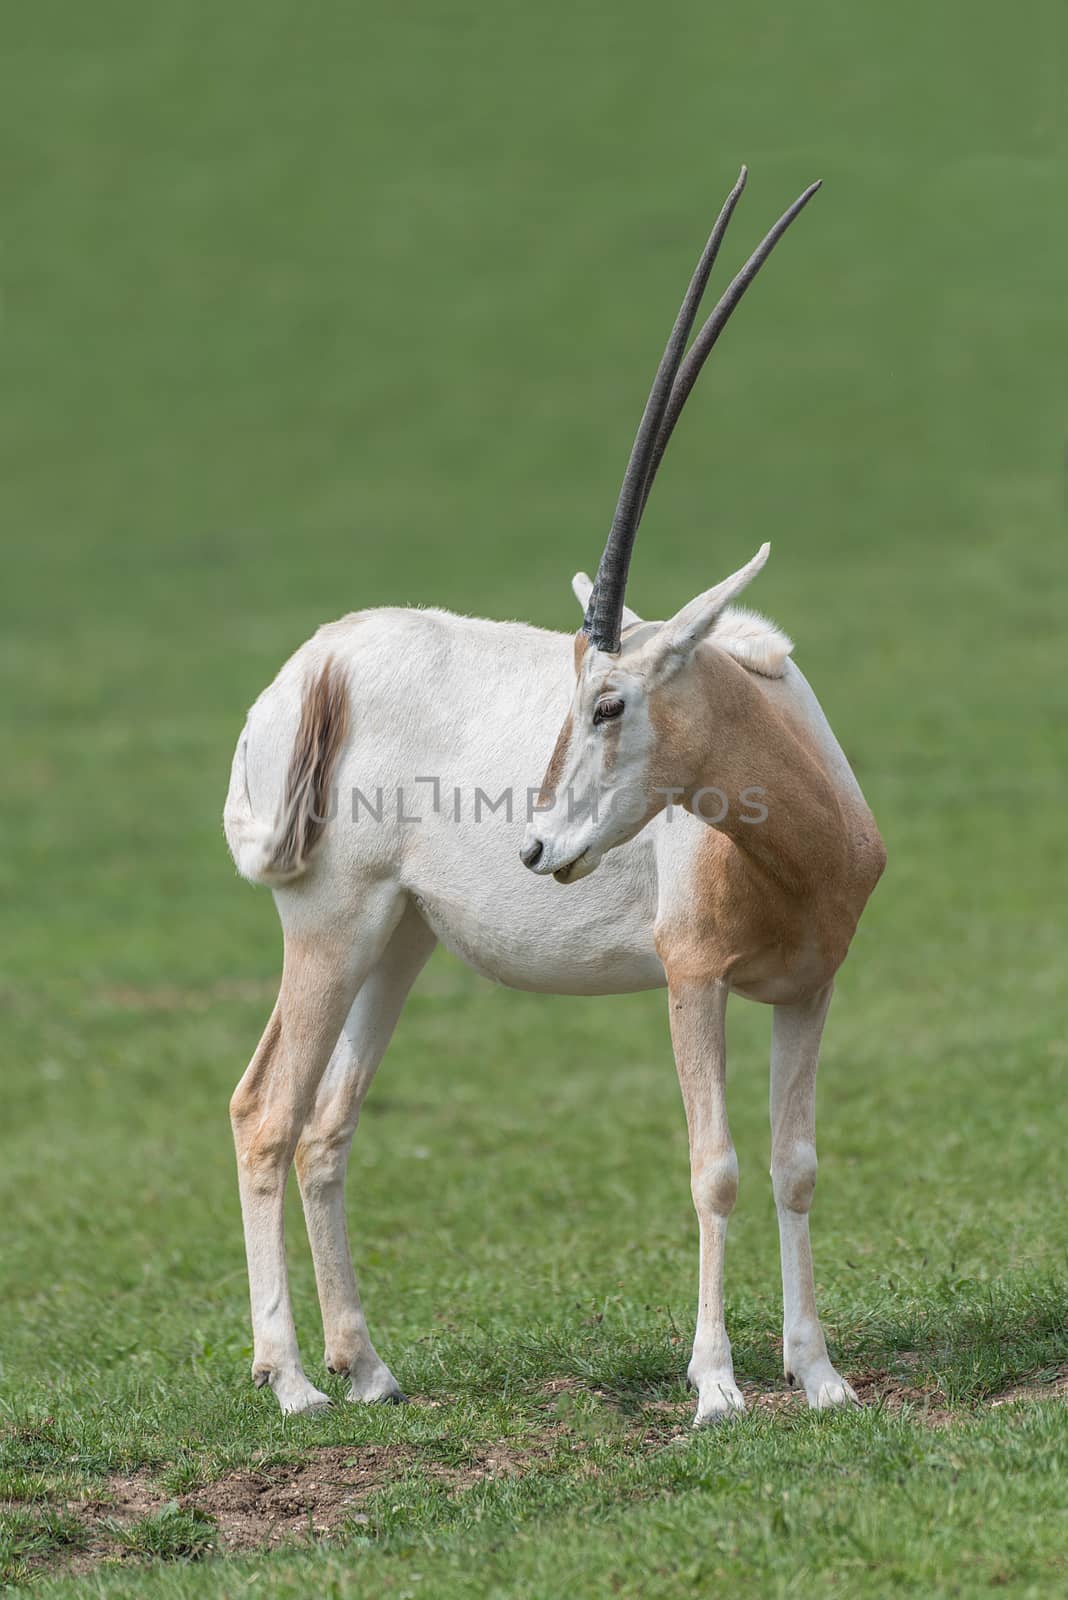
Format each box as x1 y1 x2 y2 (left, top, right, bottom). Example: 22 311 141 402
1 3 1065 1595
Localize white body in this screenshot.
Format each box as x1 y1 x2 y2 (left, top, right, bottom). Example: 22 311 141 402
232 609 662 995
228 604 858 998
223 591 883 1424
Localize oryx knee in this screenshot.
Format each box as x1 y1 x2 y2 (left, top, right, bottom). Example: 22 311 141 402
295 1120 355 1197
691 1148 739 1219
231 1093 301 1195
772 1139 818 1214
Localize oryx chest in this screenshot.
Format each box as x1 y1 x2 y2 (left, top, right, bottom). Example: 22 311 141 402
653 822 856 1005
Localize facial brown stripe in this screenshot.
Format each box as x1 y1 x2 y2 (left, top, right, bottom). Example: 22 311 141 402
538 711 573 806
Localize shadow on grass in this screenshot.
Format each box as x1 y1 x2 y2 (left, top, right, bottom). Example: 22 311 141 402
836 1270 1068 1405
406 1270 1067 1414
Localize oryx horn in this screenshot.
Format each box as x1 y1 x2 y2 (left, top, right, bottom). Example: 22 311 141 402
582 168 821 655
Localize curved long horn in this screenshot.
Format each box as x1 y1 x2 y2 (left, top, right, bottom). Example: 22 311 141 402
638 179 822 515
582 167 748 654
583 172 821 654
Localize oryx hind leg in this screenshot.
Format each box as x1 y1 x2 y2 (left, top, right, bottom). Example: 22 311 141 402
229 882 405 1415
295 900 436 1405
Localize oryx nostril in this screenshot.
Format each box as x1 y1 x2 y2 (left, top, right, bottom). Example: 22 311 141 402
520 838 544 869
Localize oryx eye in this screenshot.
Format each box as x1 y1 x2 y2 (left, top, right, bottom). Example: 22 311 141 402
593 696 625 725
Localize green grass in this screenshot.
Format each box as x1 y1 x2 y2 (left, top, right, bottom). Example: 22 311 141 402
1 0 1065 1594
104 1507 216 1564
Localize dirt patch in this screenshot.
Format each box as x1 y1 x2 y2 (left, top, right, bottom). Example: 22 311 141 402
23 1433 563 1576
178 1439 555 1551
989 1363 1068 1408
13 1367 1064 1580
844 1369 953 1424
46 1471 186 1578
80 1471 161 1523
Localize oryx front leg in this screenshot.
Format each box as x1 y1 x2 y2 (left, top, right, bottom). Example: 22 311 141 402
229 915 394 1416
295 903 435 1406
666 978 745 1425
771 984 857 1409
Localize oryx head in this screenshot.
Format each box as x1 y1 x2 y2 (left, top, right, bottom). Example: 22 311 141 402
520 167 819 884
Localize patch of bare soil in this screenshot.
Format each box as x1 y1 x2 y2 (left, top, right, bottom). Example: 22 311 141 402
21 1368 1065 1578
79 1471 162 1525
43 1433 563 1572
989 1363 1068 1408
60 1471 169 1574
843 1368 953 1424
179 1439 555 1551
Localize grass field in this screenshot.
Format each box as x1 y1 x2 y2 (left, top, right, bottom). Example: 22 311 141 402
2 1 1066 1594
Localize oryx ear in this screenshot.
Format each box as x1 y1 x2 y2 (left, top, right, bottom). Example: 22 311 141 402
571 573 642 630
649 544 771 674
